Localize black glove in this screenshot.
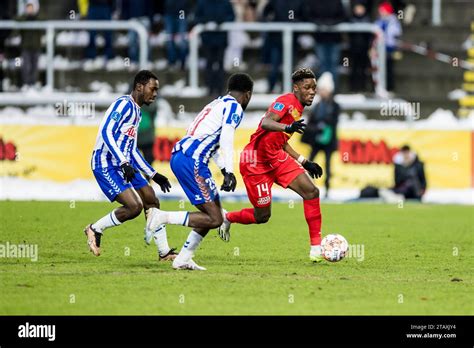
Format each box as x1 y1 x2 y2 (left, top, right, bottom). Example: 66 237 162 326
221 168 227 176
120 162 137 182
303 160 323 179
284 119 306 134
152 172 172 193
221 172 237 192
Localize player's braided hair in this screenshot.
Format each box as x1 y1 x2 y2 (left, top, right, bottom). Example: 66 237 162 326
133 70 158 89
291 67 316 84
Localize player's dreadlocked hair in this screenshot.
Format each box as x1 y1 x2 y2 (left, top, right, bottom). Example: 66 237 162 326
133 70 158 89
227 73 254 93
291 67 316 84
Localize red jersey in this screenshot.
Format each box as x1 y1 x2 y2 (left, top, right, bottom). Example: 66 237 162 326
244 93 304 170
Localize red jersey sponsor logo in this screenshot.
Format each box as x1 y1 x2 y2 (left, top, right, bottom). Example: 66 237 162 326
124 126 136 138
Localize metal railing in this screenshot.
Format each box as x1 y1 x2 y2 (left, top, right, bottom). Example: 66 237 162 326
0 20 149 90
432 0 442 26
189 22 386 93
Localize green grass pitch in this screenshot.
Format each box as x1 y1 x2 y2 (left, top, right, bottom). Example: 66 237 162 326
0 200 472 315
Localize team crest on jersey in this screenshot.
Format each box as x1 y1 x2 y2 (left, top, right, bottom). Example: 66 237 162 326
231 113 241 124
290 106 302 120
273 102 284 111
111 111 121 121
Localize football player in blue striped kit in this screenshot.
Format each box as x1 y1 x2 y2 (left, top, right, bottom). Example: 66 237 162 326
84 70 176 261
146 73 254 270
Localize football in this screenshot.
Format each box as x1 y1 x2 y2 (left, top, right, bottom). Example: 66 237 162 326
321 234 349 262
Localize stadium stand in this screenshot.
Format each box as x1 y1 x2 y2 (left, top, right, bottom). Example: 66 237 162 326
0 0 471 119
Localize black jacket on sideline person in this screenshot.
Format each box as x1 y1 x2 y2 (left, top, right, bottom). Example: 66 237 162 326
394 155 427 200
302 97 340 193
302 98 340 152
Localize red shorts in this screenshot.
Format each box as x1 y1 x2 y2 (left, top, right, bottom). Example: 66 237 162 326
239 152 305 208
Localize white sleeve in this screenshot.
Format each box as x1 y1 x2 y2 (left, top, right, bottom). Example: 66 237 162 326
100 99 131 165
219 124 236 174
220 102 243 173
211 150 225 170
131 145 156 178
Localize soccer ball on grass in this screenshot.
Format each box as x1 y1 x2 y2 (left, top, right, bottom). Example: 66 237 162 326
320 234 348 262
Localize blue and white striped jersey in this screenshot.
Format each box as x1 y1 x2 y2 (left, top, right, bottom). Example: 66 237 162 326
91 95 156 177
172 95 243 171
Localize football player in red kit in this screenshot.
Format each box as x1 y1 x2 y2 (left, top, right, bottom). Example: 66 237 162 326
218 68 326 262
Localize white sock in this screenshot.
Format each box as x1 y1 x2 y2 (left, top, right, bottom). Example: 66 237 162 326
177 230 203 262
165 211 190 226
153 224 171 257
311 245 322 255
92 210 121 233
222 208 228 223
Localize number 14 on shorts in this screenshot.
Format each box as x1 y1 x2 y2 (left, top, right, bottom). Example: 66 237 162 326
256 183 271 206
257 183 270 197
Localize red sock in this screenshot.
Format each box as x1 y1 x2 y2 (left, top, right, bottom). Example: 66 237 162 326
303 198 322 245
226 208 257 224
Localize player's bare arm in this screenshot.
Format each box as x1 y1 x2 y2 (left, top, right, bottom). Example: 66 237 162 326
282 142 301 160
283 142 323 179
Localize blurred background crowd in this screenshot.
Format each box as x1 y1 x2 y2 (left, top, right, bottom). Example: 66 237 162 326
0 0 422 95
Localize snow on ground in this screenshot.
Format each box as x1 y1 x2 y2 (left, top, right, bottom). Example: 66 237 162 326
0 178 472 205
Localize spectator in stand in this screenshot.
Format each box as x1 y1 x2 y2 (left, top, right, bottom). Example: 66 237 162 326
349 1 372 92
164 0 189 70
301 72 340 197
393 145 426 200
84 0 115 69
0 0 13 92
260 0 304 93
245 0 258 22
16 0 42 90
304 0 347 92
224 0 256 72
354 0 373 18
375 1 402 91
194 0 235 96
121 0 151 67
